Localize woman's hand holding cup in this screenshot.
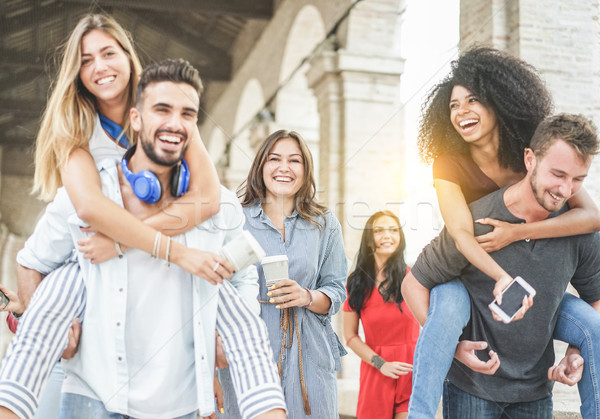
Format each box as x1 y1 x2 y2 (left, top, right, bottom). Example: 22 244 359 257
267 279 311 309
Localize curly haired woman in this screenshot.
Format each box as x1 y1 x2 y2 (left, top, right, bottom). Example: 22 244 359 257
405 46 600 418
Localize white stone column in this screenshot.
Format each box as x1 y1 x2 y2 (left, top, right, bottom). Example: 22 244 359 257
306 5 406 415
307 43 405 258
306 2 407 416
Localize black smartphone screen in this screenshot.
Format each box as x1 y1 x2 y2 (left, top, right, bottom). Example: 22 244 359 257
497 281 529 318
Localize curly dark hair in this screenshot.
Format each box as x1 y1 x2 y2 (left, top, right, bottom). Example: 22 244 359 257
346 211 408 315
417 46 553 173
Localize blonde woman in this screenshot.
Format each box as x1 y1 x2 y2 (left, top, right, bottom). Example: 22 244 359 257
30 13 221 278
0 14 228 419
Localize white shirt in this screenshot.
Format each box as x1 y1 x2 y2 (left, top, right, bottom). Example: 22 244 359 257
88 113 127 165
17 159 260 417
125 248 196 416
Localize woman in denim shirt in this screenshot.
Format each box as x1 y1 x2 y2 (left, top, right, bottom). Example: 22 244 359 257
219 129 347 418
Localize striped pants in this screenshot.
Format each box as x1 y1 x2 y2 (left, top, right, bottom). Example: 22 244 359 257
0 262 284 419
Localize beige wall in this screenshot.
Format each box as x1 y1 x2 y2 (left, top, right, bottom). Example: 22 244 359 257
460 0 600 201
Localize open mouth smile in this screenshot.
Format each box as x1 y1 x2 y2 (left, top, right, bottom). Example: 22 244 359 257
458 118 479 132
96 75 116 86
548 191 564 202
158 134 182 144
274 176 293 182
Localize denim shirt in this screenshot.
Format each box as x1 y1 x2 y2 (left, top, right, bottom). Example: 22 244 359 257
17 160 260 417
244 203 347 418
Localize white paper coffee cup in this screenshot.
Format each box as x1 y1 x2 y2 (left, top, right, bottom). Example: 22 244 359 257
220 231 266 272
261 255 289 288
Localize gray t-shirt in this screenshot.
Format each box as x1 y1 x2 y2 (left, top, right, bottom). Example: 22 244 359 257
412 186 600 403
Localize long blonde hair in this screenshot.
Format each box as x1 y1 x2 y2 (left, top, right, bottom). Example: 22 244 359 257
33 14 142 200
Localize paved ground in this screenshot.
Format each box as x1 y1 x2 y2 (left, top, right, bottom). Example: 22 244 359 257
339 341 583 418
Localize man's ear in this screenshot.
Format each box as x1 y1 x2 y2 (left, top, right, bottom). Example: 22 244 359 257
130 107 141 132
524 148 536 172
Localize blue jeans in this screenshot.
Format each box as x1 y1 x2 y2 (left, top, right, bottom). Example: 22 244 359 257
34 363 64 419
408 280 471 418
57 393 197 419
408 280 600 418
553 292 600 418
443 380 553 418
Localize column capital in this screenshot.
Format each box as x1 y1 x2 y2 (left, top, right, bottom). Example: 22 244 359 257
307 47 404 88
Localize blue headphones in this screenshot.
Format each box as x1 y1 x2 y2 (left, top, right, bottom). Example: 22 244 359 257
121 145 190 204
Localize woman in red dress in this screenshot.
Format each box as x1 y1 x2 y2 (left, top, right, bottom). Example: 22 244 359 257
343 211 420 419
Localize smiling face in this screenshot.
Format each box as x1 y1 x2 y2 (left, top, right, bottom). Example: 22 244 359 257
79 29 131 114
527 139 591 212
130 81 199 167
449 85 499 147
372 215 401 260
262 137 305 202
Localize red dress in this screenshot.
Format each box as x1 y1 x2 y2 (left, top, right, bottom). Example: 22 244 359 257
343 289 420 418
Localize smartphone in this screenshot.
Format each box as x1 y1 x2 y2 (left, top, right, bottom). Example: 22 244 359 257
0 290 9 310
488 276 536 323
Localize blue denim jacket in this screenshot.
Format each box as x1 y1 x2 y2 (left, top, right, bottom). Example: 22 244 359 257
244 204 348 418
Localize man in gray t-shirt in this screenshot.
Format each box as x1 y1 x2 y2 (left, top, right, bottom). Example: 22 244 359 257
402 113 600 416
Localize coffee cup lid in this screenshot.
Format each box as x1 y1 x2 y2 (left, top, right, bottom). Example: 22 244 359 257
261 254 288 264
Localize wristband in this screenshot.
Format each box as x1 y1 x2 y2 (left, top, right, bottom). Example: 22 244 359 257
302 288 313 308
12 311 22 320
346 334 360 346
371 354 385 370
114 241 124 259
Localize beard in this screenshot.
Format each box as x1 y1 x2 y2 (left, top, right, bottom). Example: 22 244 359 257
139 129 188 167
529 165 566 213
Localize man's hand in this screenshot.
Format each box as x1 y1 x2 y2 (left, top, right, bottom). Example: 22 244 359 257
379 361 412 379
454 340 500 375
0 285 24 315
549 347 584 386
61 319 81 359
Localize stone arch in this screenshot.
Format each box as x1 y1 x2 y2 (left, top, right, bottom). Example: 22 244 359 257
224 79 266 190
275 5 325 183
